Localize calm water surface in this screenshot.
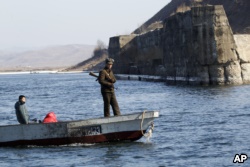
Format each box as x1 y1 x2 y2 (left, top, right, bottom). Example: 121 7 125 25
0 73 249 167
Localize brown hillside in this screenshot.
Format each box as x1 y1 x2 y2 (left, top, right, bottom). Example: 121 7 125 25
64 49 108 72
0 44 95 71
134 0 250 34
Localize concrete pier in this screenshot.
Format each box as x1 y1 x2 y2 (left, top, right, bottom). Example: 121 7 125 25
109 5 250 86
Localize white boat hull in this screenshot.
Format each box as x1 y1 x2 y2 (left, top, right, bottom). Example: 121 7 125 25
0 111 159 146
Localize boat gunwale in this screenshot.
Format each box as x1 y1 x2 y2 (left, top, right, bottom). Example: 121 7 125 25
0 110 159 128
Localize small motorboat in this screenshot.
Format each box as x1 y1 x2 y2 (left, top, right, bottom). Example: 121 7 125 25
0 111 159 146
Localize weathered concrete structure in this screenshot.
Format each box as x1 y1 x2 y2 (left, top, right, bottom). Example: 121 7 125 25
108 5 250 85
109 30 163 75
234 35 250 84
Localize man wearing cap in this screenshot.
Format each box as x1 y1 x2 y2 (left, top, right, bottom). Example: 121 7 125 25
14 95 29 124
98 58 121 117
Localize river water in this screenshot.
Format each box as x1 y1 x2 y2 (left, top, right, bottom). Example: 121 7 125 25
0 73 249 167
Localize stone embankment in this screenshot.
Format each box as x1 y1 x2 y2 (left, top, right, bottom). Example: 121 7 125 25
109 5 250 85
116 74 164 82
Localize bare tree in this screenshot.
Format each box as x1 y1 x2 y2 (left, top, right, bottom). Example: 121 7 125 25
96 40 107 50
91 40 108 58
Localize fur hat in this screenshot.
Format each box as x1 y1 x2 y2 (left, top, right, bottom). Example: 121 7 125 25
106 58 114 65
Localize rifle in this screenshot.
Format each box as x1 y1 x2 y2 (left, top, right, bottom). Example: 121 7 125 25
89 71 98 78
89 71 118 90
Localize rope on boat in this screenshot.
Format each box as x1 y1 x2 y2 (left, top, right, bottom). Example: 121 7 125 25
141 110 154 141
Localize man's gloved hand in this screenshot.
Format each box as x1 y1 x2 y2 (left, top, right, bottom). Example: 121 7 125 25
108 83 114 88
108 78 115 83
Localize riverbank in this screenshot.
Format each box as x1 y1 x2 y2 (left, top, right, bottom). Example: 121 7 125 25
0 70 84 75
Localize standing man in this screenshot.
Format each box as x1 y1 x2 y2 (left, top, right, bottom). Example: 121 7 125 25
99 58 121 117
14 95 29 124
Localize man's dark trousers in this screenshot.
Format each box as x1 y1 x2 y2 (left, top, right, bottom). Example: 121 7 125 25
101 92 121 117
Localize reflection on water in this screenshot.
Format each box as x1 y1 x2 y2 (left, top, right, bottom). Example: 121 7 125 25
0 73 250 167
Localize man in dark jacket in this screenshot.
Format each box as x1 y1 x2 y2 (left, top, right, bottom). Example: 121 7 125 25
14 95 29 124
99 58 121 117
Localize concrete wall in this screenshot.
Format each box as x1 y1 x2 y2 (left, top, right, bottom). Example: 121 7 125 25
108 5 250 85
162 5 241 85
109 30 163 75
234 35 250 84
109 35 137 74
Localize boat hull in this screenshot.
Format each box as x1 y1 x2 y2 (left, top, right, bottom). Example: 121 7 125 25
0 131 145 146
0 111 159 146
